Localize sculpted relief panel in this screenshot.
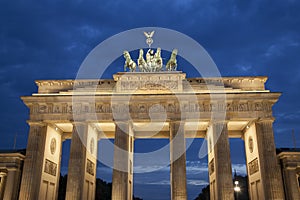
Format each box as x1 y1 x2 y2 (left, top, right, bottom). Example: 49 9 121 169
30 100 273 115
86 159 95 176
248 158 259 175
44 159 57 177
120 80 178 91
31 101 272 114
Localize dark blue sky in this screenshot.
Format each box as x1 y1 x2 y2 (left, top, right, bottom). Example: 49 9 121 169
1 0 300 199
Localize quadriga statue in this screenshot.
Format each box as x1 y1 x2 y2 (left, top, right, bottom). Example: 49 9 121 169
123 48 178 72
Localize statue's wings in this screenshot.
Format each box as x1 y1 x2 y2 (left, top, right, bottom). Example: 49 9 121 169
149 31 155 38
144 31 155 38
144 32 149 38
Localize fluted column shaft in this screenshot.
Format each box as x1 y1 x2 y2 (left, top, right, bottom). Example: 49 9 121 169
0 172 7 200
66 123 87 200
112 122 134 200
170 121 187 200
207 122 234 200
66 122 97 200
255 119 285 199
18 122 47 200
282 169 300 200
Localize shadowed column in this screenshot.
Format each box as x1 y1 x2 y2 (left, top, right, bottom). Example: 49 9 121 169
207 122 234 200
112 122 134 200
282 168 300 200
254 119 285 199
19 122 63 200
18 122 47 200
0 170 7 200
170 121 187 200
3 168 23 200
66 122 98 200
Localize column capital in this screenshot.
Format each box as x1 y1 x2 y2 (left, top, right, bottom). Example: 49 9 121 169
208 120 228 127
114 120 134 128
114 120 132 124
256 117 275 123
0 169 8 175
26 120 47 127
283 162 298 170
169 120 185 125
71 121 88 126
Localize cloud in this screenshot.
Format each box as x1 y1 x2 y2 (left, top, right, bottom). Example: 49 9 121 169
142 180 170 185
187 179 209 186
264 44 283 57
137 179 209 186
277 111 300 121
131 160 209 174
113 160 246 182
186 161 208 174
232 164 247 176
234 64 253 73
134 165 169 173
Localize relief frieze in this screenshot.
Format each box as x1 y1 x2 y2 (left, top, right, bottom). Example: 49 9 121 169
120 80 178 91
31 101 273 115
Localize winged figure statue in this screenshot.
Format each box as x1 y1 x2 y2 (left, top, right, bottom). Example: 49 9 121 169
144 31 155 38
144 31 155 48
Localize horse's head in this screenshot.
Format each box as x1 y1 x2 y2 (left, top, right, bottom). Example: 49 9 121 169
156 48 161 57
139 49 144 57
123 51 130 60
171 49 178 57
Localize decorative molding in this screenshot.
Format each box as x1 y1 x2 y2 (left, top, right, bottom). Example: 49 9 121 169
90 138 95 155
50 138 56 155
248 136 254 153
34 76 268 93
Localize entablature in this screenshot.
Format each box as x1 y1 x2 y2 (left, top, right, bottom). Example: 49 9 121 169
34 73 270 95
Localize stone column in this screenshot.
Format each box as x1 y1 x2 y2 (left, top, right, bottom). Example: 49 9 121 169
18 122 47 200
207 122 234 200
3 168 23 200
112 122 134 200
19 122 62 200
282 168 300 200
66 123 98 200
169 121 187 200
245 119 286 199
0 170 7 200
254 119 285 199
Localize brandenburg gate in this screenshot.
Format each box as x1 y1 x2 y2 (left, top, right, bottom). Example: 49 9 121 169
18 46 285 200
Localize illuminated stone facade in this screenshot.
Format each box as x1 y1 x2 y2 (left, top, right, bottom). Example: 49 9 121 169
14 71 288 200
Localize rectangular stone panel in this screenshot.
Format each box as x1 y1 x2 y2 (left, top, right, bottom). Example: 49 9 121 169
44 159 57 177
209 159 215 175
248 158 259 175
86 159 95 176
